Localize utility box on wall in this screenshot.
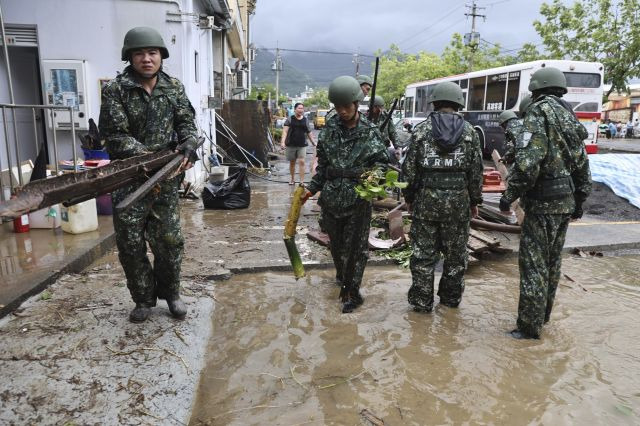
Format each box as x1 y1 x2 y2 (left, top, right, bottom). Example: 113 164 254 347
42 59 90 130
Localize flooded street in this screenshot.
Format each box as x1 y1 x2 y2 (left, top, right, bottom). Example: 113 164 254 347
190 255 640 425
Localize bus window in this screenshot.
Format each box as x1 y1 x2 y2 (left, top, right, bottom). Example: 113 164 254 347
416 86 434 117
505 71 520 109
564 72 601 88
404 96 414 117
575 102 599 112
462 92 467 109
469 76 486 110
459 79 468 89
486 73 507 110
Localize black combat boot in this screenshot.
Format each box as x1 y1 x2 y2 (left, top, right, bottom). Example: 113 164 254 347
509 329 540 340
340 287 363 314
129 303 152 323
439 298 460 308
408 286 433 313
167 297 187 319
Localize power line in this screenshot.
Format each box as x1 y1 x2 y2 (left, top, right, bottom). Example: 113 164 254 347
395 1 467 47
403 17 467 51
260 47 376 57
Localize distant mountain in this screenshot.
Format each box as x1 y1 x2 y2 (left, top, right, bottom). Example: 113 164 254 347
252 48 375 97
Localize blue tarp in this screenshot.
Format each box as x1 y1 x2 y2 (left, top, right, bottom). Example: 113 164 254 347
588 154 640 208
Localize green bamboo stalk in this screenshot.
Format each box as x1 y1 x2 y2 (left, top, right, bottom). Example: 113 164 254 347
283 185 306 279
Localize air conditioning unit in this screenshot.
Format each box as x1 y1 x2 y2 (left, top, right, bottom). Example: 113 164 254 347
199 16 216 29
235 70 247 88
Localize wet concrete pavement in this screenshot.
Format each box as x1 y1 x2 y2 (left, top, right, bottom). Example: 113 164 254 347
1 152 640 423
0 216 115 317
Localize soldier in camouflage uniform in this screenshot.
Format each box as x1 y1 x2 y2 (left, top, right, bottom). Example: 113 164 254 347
498 110 521 166
304 76 389 313
402 82 483 312
99 27 198 323
324 75 373 124
499 67 591 339
370 95 398 147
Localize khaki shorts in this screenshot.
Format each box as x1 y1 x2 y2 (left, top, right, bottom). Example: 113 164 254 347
285 146 307 161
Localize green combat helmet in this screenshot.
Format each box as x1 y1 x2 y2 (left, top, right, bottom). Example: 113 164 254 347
329 76 365 105
429 81 465 108
498 110 518 125
121 27 169 61
374 95 385 107
528 67 567 94
519 94 533 115
356 74 373 87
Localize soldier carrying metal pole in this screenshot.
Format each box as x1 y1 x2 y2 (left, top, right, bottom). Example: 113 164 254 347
99 27 199 323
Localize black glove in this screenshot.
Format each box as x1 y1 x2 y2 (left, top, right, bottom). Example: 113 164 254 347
176 138 199 164
571 201 584 220
499 196 511 212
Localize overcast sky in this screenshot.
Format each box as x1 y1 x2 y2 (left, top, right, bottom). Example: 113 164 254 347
251 0 555 56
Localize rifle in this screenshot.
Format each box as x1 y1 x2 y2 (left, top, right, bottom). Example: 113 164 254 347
367 57 380 120
380 98 399 134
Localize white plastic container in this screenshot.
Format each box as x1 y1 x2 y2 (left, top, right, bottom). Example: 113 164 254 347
209 165 229 183
61 199 99 234
29 205 62 229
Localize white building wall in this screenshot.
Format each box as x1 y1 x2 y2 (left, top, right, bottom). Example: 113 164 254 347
0 0 216 184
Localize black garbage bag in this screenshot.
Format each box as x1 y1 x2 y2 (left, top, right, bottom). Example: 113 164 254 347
202 168 251 209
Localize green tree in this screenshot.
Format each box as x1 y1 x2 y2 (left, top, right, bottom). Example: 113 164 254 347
249 83 287 104
534 0 640 95
304 88 330 108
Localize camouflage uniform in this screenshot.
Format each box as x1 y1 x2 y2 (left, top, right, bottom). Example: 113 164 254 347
402 112 483 311
371 111 398 147
503 118 523 166
308 113 388 302
502 94 591 337
99 66 197 305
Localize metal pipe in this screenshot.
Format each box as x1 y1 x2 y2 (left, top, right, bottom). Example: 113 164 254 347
31 107 38 159
0 103 72 109
70 107 77 170
2 107 14 190
49 109 59 175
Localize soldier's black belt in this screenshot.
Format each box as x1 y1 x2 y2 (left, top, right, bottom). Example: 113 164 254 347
527 176 575 200
422 171 467 189
326 167 364 179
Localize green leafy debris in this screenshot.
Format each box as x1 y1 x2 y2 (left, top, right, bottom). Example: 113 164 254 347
355 168 408 201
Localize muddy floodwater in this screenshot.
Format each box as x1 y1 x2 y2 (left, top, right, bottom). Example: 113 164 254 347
190 255 640 425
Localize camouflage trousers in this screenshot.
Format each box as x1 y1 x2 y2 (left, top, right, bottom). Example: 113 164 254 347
517 213 570 337
320 204 372 300
408 219 469 310
112 175 185 305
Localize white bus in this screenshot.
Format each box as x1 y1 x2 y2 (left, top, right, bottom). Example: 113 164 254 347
403 60 604 156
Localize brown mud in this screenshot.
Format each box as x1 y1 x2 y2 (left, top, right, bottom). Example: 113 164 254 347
190 256 640 425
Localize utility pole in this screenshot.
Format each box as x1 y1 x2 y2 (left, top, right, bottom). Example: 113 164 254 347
464 1 486 70
352 51 362 76
272 42 283 111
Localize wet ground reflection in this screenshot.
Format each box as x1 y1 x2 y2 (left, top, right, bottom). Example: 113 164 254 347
190 255 640 425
